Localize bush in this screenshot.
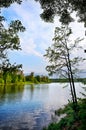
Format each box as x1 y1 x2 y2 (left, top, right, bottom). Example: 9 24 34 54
0 78 4 85
34 78 39 83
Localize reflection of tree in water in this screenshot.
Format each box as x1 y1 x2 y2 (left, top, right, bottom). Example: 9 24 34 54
29 84 34 100
0 84 24 94
0 84 24 105
29 84 49 101
28 84 49 100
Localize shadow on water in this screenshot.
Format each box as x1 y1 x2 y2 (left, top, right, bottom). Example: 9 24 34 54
0 84 24 94
0 84 24 105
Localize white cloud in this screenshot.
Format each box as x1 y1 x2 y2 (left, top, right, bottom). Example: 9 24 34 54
9 1 57 58
20 37 43 58
2 0 86 74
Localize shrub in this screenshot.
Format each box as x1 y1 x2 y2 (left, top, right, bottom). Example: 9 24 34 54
0 78 4 85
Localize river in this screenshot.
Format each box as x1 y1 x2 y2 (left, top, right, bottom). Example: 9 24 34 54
0 82 85 130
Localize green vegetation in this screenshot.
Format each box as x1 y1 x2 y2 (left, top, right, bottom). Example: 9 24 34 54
0 69 25 85
44 26 86 130
33 2 86 129
0 1 86 129
25 72 50 84
0 0 25 81
35 0 86 27
0 70 49 85
50 78 86 84
43 98 86 130
77 78 86 84
44 25 85 115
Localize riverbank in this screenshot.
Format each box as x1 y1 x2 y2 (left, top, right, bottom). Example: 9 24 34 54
25 81 50 84
50 78 86 84
0 81 50 86
43 98 86 130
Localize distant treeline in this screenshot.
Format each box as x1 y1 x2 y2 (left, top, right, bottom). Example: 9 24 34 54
50 78 86 84
0 71 50 85
1 70 86 85
25 72 49 83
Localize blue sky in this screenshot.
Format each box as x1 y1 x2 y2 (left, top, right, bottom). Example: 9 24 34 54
1 0 86 76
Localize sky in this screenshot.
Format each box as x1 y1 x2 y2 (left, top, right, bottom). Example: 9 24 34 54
1 0 86 76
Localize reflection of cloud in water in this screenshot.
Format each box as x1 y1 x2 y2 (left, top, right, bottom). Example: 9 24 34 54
0 83 85 130
43 83 70 109
11 109 52 130
22 84 49 102
16 83 71 129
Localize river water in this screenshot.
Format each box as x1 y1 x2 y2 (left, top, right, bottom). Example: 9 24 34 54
0 83 85 130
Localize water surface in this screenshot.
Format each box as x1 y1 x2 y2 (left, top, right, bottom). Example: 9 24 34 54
0 83 85 130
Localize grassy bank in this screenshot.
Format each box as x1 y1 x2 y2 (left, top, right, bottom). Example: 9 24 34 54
25 81 50 85
43 98 86 130
0 81 50 86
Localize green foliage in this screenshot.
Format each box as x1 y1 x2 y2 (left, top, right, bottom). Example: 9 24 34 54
5 73 12 84
50 78 69 83
44 26 85 111
0 20 25 60
29 72 34 82
0 0 25 76
78 99 86 130
25 75 30 81
55 103 76 126
25 72 35 82
44 99 86 130
35 0 86 26
50 78 86 83
34 78 39 84
41 76 49 82
0 59 24 84
25 72 49 83
44 26 84 77
0 0 22 8
43 123 59 130
0 67 25 85
0 78 4 85
35 75 41 82
11 74 18 83
79 78 86 84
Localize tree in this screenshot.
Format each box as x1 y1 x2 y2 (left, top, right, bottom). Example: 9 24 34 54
0 0 25 76
0 59 23 84
35 0 86 26
44 25 85 114
0 0 22 8
29 72 34 82
0 20 25 60
35 75 41 82
41 75 49 82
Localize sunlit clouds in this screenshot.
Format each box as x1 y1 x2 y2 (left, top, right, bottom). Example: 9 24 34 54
1 0 86 74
